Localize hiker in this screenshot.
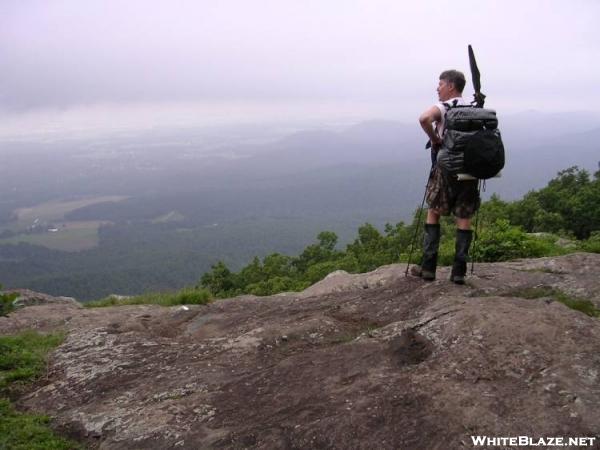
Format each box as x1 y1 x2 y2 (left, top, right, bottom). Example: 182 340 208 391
412 70 480 284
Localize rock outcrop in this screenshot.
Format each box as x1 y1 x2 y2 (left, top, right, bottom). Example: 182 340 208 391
2 288 80 310
1 253 600 449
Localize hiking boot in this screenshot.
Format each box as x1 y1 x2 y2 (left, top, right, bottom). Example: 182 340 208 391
412 224 440 281
450 229 473 285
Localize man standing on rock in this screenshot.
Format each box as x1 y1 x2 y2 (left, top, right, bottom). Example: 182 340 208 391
411 70 480 284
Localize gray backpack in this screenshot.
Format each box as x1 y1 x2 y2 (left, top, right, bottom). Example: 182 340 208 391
437 104 505 179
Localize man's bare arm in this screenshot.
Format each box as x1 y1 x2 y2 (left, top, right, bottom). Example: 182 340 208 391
419 105 442 148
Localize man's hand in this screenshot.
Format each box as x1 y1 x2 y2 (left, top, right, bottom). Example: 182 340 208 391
431 134 442 151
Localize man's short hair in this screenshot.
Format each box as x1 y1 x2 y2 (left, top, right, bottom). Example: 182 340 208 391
440 70 466 93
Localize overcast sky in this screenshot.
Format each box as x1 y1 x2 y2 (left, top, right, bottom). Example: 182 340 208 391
2 0 599 137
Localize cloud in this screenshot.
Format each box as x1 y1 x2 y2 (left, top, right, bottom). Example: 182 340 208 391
1 0 599 134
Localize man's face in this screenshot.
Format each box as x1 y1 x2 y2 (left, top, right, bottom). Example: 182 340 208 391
437 79 454 101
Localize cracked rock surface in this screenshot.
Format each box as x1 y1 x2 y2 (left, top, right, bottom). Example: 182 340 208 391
1 253 600 449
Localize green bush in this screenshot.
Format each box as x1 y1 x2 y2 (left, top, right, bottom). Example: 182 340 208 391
303 257 359 284
0 284 19 317
579 231 600 253
246 276 310 296
472 219 564 262
199 261 236 297
508 167 600 239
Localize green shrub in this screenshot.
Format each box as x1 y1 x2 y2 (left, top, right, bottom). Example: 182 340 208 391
199 261 236 297
579 231 600 253
303 256 359 284
0 284 19 317
472 219 564 262
171 287 212 305
246 276 310 296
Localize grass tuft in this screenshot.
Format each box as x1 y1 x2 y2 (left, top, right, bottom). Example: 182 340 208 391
85 287 212 308
0 399 78 450
0 331 65 395
0 330 81 449
505 286 599 318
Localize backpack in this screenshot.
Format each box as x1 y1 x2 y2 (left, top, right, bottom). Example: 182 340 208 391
436 104 505 179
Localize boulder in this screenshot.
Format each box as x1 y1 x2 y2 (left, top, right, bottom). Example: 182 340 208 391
3 288 81 309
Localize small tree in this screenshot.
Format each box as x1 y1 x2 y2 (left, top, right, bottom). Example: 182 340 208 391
346 223 392 272
199 261 236 297
293 231 340 273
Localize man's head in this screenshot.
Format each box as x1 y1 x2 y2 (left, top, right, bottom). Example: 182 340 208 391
437 70 466 101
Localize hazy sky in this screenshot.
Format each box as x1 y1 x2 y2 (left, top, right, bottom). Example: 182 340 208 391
2 0 599 137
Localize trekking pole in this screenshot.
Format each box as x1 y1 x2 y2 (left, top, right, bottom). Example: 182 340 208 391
404 188 427 276
405 170 431 276
470 179 483 275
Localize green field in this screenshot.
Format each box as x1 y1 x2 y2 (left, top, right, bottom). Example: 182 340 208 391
10 196 127 230
0 196 127 252
0 221 106 251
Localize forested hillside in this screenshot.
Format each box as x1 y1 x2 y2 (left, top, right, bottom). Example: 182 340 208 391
198 166 600 298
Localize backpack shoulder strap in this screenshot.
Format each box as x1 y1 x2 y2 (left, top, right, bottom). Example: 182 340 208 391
441 99 460 128
441 99 460 123
442 99 459 110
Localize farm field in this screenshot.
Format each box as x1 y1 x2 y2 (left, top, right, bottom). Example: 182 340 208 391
0 196 127 251
9 196 127 230
0 221 110 251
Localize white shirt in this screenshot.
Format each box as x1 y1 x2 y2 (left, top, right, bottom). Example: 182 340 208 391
434 96 465 138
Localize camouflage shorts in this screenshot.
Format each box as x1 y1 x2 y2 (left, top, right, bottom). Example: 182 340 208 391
425 167 480 218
